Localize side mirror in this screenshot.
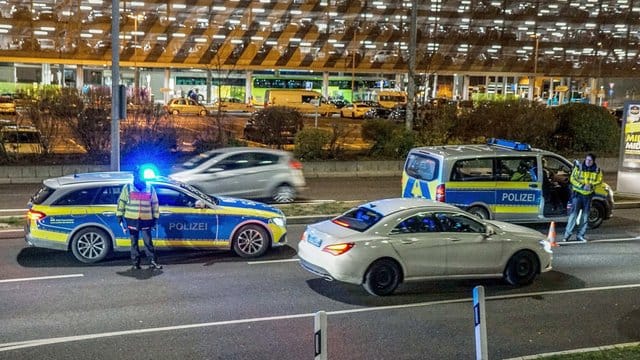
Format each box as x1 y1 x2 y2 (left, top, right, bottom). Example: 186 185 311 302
484 225 496 237
573 159 580 167
194 200 206 209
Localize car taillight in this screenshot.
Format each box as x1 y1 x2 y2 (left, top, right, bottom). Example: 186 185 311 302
435 184 445 202
289 159 303 170
300 231 307 242
331 219 350 228
27 209 46 221
322 243 354 256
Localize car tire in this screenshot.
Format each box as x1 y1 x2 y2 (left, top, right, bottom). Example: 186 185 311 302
587 201 605 229
171 109 179 115
232 224 270 258
504 250 539 286
199 109 208 116
363 259 401 296
468 206 490 220
71 227 112 263
272 184 296 203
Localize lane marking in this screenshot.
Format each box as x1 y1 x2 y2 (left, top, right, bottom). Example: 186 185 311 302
0 209 26 213
248 258 300 265
2 282 640 352
0 229 24 234
0 274 84 284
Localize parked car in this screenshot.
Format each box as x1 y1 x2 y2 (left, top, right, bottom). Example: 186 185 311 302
298 197 553 296
163 98 208 116
170 147 306 203
212 97 254 113
340 102 374 119
0 95 17 115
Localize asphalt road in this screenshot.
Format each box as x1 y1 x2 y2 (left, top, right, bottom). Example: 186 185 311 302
1 175 639 359
1 216 640 359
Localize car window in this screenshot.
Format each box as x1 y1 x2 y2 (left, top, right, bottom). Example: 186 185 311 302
215 153 253 170
93 185 123 205
53 188 100 206
332 207 383 232
30 185 55 205
434 212 485 233
155 185 197 207
182 150 224 169
496 157 538 182
390 212 440 235
405 153 439 181
451 158 493 181
253 152 280 166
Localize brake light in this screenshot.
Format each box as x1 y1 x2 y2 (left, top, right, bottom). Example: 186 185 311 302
332 219 350 228
289 159 303 170
322 243 354 256
27 209 46 221
435 184 445 202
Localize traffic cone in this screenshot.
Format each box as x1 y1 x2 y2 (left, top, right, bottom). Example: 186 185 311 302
547 221 558 247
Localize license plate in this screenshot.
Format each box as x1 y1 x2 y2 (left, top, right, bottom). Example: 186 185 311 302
307 233 322 248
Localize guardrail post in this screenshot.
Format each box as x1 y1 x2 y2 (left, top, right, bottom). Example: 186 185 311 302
473 286 488 360
314 310 327 360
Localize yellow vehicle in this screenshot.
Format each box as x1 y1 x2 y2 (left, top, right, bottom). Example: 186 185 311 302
340 102 374 119
264 89 338 115
0 95 17 115
0 125 44 155
375 90 407 109
212 97 254 113
163 98 208 116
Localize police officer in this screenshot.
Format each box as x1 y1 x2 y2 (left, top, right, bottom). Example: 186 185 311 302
116 166 162 270
562 153 603 242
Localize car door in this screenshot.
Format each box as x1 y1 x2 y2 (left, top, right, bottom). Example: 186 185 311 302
191 152 256 197
494 156 542 222
387 211 447 277
433 212 502 275
153 184 219 247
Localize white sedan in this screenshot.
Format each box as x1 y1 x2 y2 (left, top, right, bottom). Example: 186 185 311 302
298 198 553 296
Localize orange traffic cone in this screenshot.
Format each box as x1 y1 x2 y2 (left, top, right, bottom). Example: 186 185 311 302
547 221 558 247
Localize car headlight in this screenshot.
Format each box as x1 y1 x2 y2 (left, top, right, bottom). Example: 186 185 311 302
271 217 286 227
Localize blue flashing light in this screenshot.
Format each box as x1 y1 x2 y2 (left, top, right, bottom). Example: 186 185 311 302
486 138 531 151
138 163 159 180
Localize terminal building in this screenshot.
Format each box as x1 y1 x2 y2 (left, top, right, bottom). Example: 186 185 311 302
0 0 638 105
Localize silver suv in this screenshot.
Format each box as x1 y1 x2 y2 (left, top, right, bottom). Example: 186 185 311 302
170 147 306 203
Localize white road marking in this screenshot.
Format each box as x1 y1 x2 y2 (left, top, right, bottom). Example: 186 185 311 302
0 229 23 234
2 282 640 352
0 209 26 213
247 258 300 265
0 274 84 284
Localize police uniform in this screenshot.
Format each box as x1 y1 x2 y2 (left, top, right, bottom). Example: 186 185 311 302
116 181 162 269
562 158 603 242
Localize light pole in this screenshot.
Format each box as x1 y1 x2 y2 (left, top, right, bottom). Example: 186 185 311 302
531 33 539 100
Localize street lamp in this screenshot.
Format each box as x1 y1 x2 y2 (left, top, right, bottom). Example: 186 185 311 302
531 33 539 100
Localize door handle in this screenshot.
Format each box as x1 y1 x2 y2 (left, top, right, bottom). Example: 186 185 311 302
450 238 461 242
401 239 417 244
160 211 173 215
102 211 116 216
529 184 538 188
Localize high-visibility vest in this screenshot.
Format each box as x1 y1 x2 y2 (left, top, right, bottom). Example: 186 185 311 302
116 183 159 220
570 164 602 196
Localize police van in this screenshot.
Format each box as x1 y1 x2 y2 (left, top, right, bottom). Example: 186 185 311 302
25 170 287 263
402 139 614 228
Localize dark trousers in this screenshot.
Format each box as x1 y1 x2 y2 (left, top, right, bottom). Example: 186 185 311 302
129 228 157 265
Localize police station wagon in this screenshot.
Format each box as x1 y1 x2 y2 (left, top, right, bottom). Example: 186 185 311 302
25 171 287 263
402 139 614 229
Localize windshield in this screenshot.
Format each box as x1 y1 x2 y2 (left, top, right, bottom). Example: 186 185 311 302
332 207 383 232
159 177 218 205
182 150 223 169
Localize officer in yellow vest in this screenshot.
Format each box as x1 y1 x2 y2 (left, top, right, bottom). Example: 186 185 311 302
116 166 162 270
562 153 603 242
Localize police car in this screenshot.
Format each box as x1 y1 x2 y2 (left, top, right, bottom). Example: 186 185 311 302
25 170 287 263
402 139 614 228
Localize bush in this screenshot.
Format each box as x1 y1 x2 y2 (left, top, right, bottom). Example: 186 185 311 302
294 128 331 160
553 103 619 155
362 119 417 158
245 106 304 148
73 107 111 157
